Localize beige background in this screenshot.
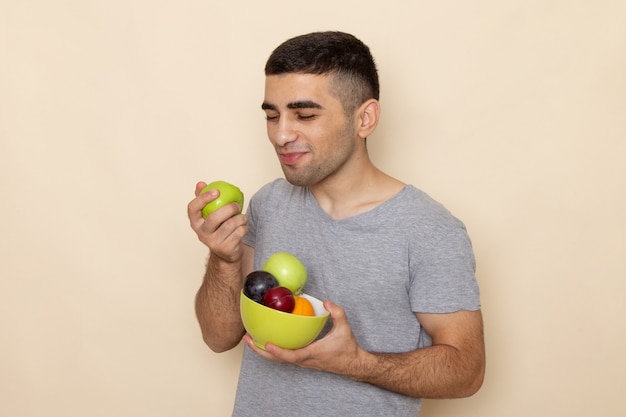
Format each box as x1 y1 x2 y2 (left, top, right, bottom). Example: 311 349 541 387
1 1 625 416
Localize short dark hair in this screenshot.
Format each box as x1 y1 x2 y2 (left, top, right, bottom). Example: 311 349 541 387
265 31 380 112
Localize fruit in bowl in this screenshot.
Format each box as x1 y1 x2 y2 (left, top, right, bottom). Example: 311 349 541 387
243 270 278 304
263 286 296 313
240 290 329 350
240 252 328 349
262 252 307 295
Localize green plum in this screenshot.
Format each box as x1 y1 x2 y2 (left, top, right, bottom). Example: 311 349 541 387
262 252 307 295
200 180 244 218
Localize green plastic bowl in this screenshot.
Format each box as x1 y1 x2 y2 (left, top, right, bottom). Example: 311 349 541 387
240 290 329 350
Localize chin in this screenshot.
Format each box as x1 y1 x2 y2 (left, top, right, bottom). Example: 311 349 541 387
282 172 313 187
283 176 309 187
284 166 335 188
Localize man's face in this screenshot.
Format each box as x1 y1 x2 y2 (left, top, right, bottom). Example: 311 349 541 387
262 73 358 187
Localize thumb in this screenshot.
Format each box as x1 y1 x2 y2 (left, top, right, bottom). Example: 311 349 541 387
323 300 346 322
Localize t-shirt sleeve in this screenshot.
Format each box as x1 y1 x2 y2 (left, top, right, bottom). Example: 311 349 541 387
409 216 481 313
241 179 279 249
242 188 261 249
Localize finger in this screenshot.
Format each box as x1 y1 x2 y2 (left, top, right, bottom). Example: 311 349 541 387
244 335 279 359
213 224 249 262
199 214 248 261
201 203 244 235
194 181 208 197
242 334 256 349
263 345 289 361
187 189 219 225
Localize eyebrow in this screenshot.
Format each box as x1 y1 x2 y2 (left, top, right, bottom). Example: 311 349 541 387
261 100 323 111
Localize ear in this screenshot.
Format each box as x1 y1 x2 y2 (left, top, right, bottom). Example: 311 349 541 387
356 99 380 139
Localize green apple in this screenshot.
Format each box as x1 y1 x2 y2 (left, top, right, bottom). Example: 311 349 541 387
200 180 244 218
262 252 307 295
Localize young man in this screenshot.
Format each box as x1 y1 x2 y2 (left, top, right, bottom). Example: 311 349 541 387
188 31 485 416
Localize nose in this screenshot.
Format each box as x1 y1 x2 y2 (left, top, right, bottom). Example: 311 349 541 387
272 117 298 147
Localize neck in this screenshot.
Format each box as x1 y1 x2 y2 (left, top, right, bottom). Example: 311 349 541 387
309 161 405 220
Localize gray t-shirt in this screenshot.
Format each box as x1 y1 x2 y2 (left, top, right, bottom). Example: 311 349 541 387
233 179 480 417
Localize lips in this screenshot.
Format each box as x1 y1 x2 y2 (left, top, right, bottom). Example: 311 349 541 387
279 152 307 165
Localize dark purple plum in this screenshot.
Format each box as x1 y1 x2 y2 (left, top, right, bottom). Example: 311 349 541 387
243 270 278 304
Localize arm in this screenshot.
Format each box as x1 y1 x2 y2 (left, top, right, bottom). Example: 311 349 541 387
195 245 254 352
188 182 255 352
243 303 485 398
353 309 485 398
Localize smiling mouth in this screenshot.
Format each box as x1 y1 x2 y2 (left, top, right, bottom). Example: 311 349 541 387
279 152 307 165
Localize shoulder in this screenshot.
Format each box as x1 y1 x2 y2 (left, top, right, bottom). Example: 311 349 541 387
248 179 308 214
396 186 460 222
251 178 300 201
394 185 470 241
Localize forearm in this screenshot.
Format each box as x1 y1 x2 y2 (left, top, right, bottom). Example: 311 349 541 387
349 343 485 398
246 302 485 399
195 253 246 352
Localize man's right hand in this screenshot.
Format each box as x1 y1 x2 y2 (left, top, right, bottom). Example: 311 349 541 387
187 181 248 263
